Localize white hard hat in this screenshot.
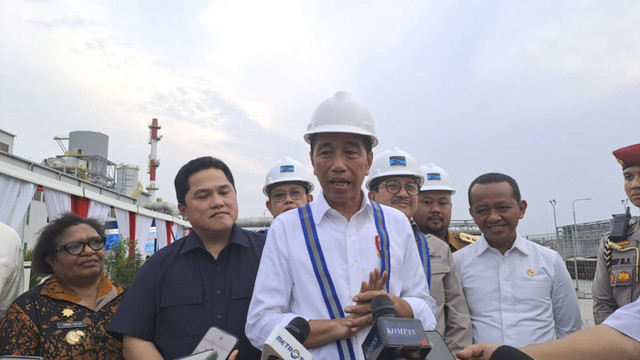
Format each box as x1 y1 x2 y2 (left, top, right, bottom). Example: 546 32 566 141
303 91 378 147
263 157 315 196
366 147 424 190
419 163 456 195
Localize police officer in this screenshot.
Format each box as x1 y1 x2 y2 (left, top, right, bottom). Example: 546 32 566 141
593 143 640 324
263 157 314 218
413 163 477 252
366 147 472 354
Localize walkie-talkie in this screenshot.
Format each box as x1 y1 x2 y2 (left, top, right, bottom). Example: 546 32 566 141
610 207 631 242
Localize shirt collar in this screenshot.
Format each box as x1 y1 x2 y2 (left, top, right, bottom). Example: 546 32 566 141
179 224 249 255
313 190 370 225
41 273 124 311
510 233 530 255
477 232 528 255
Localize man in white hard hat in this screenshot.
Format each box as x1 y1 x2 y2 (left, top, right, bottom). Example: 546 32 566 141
246 92 436 360
263 157 314 219
366 147 472 354
413 163 476 252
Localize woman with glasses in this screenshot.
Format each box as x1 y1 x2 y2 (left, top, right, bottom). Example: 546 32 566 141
0 212 126 359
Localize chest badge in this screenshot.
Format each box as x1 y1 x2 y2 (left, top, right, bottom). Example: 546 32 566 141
61 308 74 318
65 329 86 345
526 268 536 277
375 235 382 258
617 271 632 283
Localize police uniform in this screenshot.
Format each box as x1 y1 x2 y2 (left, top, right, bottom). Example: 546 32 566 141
592 143 640 324
593 221 640 324
413 225 472 354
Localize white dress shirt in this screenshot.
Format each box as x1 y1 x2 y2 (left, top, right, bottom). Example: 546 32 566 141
0 222 24 319
602 296 640 342
246 191 436 360
453 233 581 347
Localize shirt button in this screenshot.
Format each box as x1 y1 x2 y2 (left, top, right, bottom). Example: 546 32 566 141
216 290 222 295
216 266 221 271
216 315 222 320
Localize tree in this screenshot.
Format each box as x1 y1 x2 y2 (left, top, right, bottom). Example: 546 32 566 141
104 236 143 284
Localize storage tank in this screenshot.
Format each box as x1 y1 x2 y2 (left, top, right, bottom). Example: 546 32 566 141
68 131 108 158
69 131 109 181
116 165 139 196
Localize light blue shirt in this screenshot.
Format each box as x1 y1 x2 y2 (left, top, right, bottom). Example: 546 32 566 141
246 191 437 360
454 234 581 347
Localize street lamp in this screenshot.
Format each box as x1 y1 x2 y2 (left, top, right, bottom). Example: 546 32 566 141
572 197 592 290
549 200 564 257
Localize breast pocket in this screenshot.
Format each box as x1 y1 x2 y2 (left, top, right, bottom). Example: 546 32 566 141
512 278 552 301
430 257 450 276
158 286 204 339
611 266 634 287
611 251 636 288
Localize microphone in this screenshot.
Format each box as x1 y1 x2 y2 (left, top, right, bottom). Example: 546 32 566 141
362 294 431 360
261 316 314 360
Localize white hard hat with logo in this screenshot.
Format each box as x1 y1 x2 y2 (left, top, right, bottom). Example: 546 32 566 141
263 157 315 196
304 91 378 147
366 147 424 190
419 163 456 195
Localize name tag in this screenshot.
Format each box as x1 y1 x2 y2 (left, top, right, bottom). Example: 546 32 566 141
57 321 87 329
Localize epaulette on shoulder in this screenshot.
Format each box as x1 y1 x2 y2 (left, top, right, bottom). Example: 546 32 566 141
459 233 479 244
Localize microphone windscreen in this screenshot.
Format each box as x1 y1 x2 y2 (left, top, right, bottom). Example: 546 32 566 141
371 294 397 320
285 316 311 344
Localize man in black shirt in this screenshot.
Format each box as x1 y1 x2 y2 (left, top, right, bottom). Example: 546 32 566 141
108 156 265 360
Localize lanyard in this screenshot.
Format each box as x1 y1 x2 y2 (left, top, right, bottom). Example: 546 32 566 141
298 202 391 360
415 230 431 289
299 204 356 360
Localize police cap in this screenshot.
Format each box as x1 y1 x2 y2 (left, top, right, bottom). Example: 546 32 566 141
613 143 640 169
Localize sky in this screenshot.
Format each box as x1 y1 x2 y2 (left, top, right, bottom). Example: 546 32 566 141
1 0 639 236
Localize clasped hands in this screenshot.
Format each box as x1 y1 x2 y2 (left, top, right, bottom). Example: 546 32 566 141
340 268 410 337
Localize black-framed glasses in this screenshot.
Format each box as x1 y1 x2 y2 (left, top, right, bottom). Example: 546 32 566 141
55 236 106 255
270 189 305 202
380 180 420 196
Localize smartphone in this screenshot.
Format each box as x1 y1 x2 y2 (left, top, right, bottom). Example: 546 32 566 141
424 330 456 360
174 349 219 360
192 327 239 360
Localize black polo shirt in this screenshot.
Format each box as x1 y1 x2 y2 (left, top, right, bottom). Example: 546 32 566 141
107 224 265 360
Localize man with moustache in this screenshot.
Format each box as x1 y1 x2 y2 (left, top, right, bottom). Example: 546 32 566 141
593 143 640 324
413 163 476 252
366 147 472 354
263 157 314 219
246 92 436 360
108 157 265 360
454 172 580 347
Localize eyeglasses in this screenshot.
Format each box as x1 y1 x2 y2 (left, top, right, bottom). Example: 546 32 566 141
380 180 420 196
55 236 106 255
270 189 305 202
